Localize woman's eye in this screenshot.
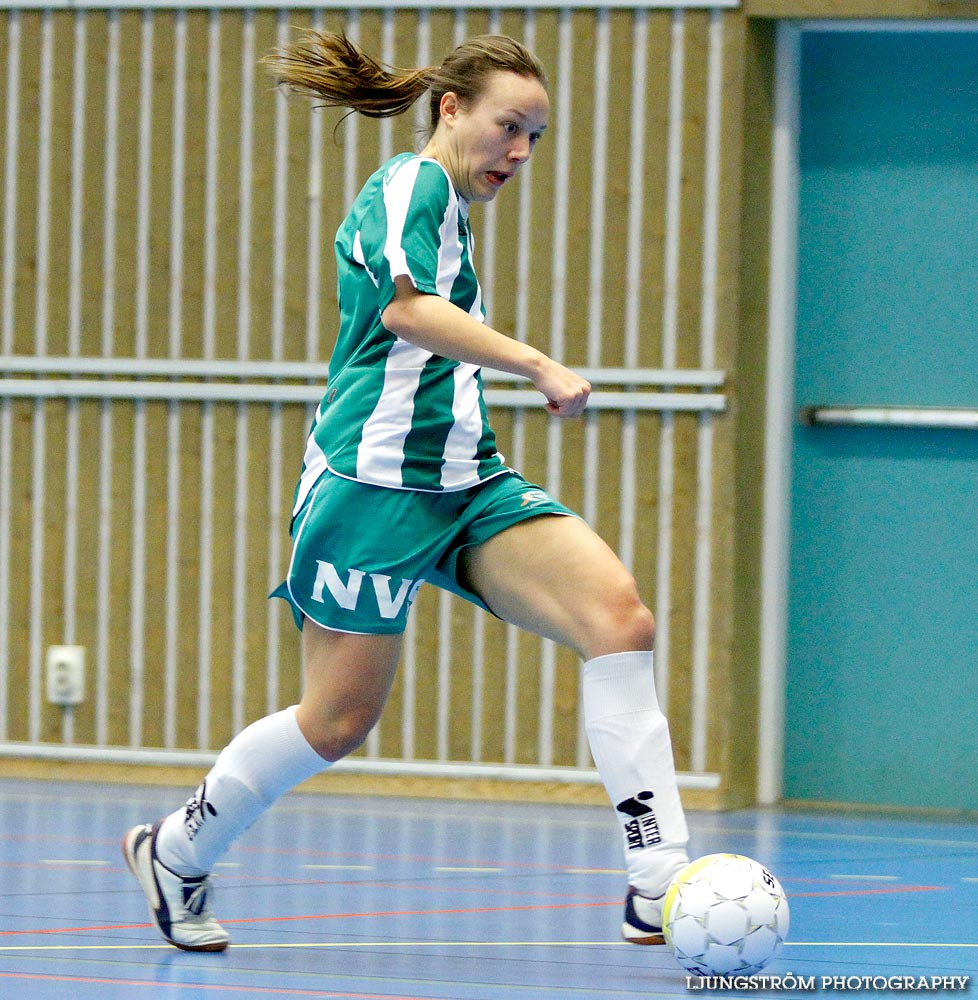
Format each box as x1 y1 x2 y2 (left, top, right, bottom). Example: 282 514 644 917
503 122 519 135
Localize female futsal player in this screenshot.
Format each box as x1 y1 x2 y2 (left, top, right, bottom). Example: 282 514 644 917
124 32 689 952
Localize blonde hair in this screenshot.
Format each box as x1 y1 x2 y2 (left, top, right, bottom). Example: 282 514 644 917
261 32 547 138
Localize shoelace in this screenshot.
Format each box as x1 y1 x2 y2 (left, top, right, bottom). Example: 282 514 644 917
182 879 211 917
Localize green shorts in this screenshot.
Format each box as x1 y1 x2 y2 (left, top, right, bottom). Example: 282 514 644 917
271 470 577 635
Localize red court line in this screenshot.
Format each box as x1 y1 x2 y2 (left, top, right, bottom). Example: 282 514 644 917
0 884 945 940
0 972 431 998
0 898 619 938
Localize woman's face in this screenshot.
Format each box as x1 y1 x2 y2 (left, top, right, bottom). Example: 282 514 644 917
433 71 549 203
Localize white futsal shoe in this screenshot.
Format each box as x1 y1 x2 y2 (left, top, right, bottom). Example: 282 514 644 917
621 886 667 945
123 822 230 952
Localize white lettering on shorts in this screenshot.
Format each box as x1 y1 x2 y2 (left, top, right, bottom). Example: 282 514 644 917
311 560 422 620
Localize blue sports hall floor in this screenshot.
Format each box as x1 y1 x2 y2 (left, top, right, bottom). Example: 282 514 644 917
0 777 975 999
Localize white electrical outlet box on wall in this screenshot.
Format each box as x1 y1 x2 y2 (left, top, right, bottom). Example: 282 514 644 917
46 645 86 706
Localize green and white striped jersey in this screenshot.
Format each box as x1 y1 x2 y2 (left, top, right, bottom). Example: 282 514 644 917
294 153 507 511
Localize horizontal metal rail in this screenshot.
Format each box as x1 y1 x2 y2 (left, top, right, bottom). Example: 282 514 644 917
1 355 726 387
0 356 727 411
799 405 978 430
0 740 723 788
0 378 726 411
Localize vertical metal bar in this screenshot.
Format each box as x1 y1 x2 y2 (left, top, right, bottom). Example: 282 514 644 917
471 0 492 761
236 12 254 364
503 622 518 764
582 5 610 525
578 6 616 766
96 10 121 747
271 10 288 365
513 10 534 353
266 403 282 716
168 10 187 362
128 8 156 748
0 11 21 741
536 8 575 769
67 13 87 358
304 9 324 364
548 10 571 370
401 608 417 760
377 9 395 170
617 9 649 589
0 388 8 739
60 10 88 745
29 402 46 743
203 10 220 361
654 9 686 711
197 401 215 749
197 8 221 750
470 609 485 762
134 10 153 361
436 590 452 761
1 9 18 355
29 10 55 744
363 8 398 760
478 9 502 316
342 10 359 211
34 11 52 357
397 9 430 763
757 21 802 806
690 8 723 772
267 10 301 718
265 11 288 713
164 10 188 748
412 10 430 150
582 6 610 527
501 9 536 767
586 9 609 373
575 9 608 766
232 9 256 738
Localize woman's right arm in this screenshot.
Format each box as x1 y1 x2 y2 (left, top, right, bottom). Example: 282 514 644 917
381 276 591 418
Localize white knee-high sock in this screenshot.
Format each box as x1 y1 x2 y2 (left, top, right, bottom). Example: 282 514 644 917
155 705 330 876
583 651 689 897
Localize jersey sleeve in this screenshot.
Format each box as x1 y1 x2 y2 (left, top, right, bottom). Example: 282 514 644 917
361 157 453 314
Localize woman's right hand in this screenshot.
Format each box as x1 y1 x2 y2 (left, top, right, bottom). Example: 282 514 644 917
532 359 591 418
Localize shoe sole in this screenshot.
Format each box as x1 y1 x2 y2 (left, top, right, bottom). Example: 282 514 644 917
122 825 229 953
622 925 666 946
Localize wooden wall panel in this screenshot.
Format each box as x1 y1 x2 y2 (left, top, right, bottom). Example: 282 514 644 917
0 6 767 807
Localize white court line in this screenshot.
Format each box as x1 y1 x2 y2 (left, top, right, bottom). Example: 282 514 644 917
433 867 504 873
39 860 111 867
303 865 374 872
789 942 978 949
1 940 977 954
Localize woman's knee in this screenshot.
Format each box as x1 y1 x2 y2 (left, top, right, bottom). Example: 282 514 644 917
583 575 655 657
295 702 378 761
297 624 400 761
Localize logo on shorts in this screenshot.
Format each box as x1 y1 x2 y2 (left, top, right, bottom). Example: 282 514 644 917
616 790 662 851
310 560 424 620
519 490 551 508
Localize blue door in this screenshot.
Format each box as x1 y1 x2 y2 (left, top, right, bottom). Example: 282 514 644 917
785 30 978 809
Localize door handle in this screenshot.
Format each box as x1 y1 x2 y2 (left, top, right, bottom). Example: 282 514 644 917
798 406 978 430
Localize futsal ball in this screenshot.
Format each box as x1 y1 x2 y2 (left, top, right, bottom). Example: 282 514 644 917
662 853 790 977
